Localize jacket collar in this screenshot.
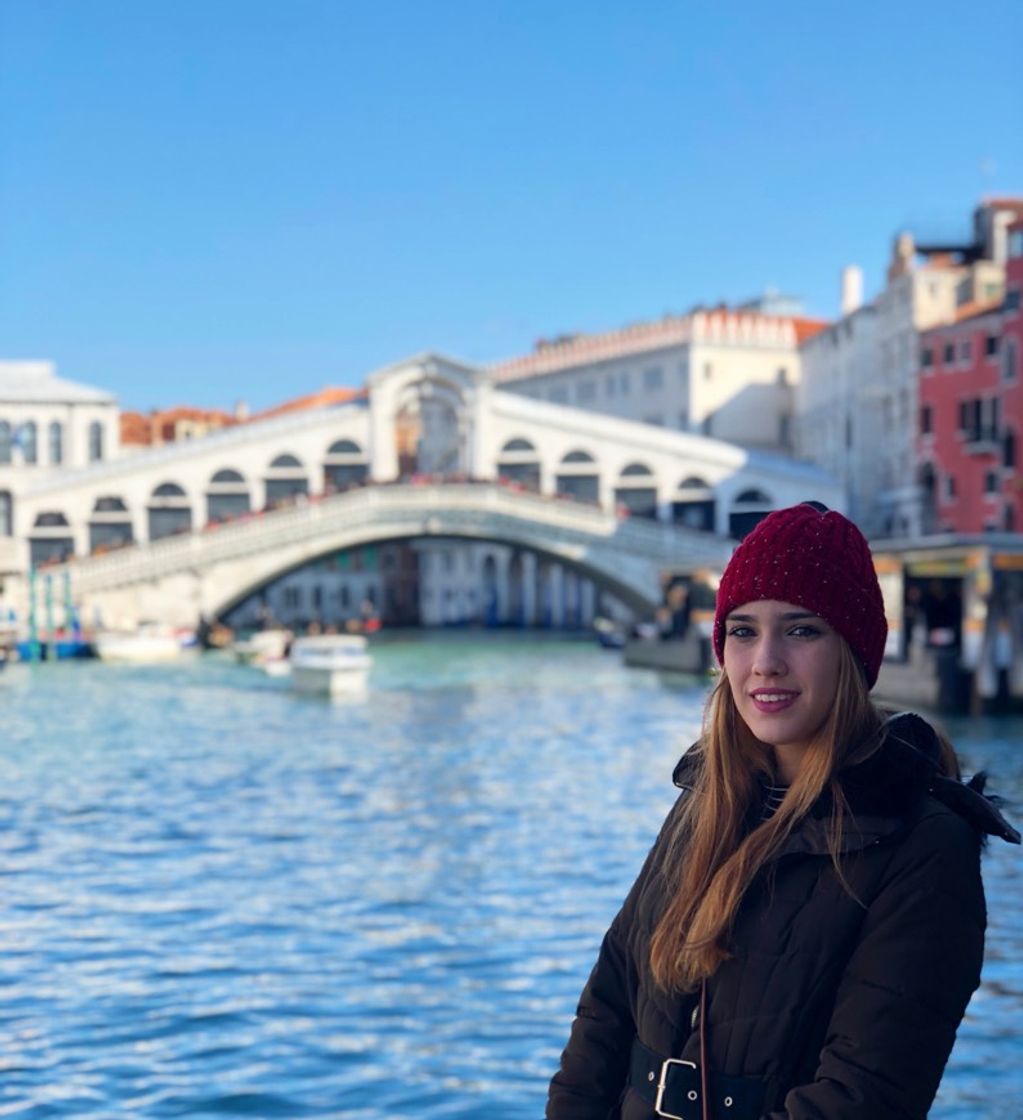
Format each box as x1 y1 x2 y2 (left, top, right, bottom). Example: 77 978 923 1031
672 711 1020 858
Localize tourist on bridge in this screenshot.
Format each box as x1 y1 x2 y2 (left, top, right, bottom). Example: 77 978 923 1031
548 501 1020 1120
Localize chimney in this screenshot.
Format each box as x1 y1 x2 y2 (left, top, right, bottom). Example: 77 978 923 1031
840 265 863 315
234 399 250 422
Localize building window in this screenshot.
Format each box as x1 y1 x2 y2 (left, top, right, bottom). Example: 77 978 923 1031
49 421 63 464
643 366 664 390
19 421 37 464
548 386 568 404
985 470 999 495
0 421 10 464
776 367 789 386
88 421 104 462
619 371 631 395
960 339 972 363
605 373 616 398
577 380 596 404
1004 430 1017 469
920 405 933 435
945 474 957 500
1006 289 1021 312
943 343 955 364
986 334 1000 358
920 347 934 369
703 363 713 381
312 586 323 610
1003 339 1018 383
1010 229 1023 259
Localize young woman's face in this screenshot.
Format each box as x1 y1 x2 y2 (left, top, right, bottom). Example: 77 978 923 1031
722 599 843 762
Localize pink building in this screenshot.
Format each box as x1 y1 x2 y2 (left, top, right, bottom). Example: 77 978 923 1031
916 220 1023 534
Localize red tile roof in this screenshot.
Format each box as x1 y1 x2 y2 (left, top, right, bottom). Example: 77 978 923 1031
251 386 365 420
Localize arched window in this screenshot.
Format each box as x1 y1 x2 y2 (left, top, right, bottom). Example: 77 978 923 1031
0 421 11 464
20 421 37 464
211 468 245 484
496 437 541 492
269 453 303 469
88 421 104 462
89 496 134 554
323 438 368 492
49 421 64 465
207 468 251 524
615 462 657 519
327 438 363 455
147 482 192 540
729 488 774 539
265 452 309 508
556 449 600 504
672 476 715 532
152 482 186 499
29 511 74 567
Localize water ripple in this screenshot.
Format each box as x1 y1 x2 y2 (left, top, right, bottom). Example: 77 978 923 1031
0 638 1019 1116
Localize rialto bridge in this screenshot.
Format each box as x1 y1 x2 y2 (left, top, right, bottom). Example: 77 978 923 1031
0 353 841 629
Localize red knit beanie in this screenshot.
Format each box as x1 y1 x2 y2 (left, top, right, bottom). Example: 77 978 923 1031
712 503 888 688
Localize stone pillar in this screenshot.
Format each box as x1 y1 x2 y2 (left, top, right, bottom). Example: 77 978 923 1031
548 563 564 629
523 552 538 627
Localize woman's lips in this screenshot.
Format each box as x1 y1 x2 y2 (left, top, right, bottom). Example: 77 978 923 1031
750 690 800 714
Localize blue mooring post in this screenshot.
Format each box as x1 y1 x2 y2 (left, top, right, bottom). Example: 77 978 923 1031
44 574 55 658
26 566 40 662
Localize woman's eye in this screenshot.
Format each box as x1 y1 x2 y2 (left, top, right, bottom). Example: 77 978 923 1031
789 625 821 639
727 625 754 639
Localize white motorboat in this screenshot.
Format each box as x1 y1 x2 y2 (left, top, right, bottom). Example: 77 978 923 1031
232 629 291 665
289 634 371 696
94 624 183 664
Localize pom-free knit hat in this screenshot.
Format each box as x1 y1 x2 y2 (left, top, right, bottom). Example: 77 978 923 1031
712 502 888 688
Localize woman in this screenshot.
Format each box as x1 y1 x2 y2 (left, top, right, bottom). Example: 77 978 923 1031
547 502 1019 1120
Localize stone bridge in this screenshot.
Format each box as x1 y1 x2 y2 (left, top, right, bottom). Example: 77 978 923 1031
35 482 735 631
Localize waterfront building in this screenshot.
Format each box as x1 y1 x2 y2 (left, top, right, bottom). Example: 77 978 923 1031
489 297 827 455
795 268 880 530
795 197 1023 538
0 361 120 574
915 218 1023 534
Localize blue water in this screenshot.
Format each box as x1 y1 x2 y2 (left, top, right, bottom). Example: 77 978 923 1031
0 635 1019 1118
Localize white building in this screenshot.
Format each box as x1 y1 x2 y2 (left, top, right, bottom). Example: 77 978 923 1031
796 270 881 531
797 199 1023 538
0 361 120 570
489 299 827 454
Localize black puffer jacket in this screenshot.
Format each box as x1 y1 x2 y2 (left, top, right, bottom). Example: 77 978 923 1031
548 714 1020 1120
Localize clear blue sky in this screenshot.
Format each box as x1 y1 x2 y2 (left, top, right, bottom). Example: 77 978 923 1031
2 1 1021 413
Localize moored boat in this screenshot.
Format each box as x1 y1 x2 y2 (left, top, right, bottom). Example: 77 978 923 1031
94 623 183 663
289 634 371 696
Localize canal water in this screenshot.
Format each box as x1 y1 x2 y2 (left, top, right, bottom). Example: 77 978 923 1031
0 635 1019 1118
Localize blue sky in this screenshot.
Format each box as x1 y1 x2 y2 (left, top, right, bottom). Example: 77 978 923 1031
1 1 1021 413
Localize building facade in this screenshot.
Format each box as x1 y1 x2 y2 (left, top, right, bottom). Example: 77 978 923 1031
795 198 1023 538
489 302 827 454
916 220 1023 534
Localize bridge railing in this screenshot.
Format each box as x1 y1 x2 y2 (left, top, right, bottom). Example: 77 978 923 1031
45 481 733 592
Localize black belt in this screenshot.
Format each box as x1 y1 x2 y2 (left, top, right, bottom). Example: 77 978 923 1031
629 1038 765 1120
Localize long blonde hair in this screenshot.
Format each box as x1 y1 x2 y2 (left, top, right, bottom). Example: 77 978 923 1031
648 640 955 993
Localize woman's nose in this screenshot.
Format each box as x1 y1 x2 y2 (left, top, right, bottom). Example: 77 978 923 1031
752 637 786 676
